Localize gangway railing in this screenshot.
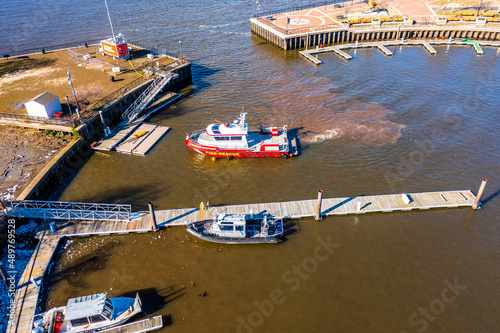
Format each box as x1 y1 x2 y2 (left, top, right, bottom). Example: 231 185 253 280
2 200 131 221
122 72 172 123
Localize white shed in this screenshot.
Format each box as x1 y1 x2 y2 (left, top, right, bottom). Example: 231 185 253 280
25 92 62 118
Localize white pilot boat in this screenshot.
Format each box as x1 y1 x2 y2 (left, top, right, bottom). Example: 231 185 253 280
185 112 297 158
31 293 142 333
187 213 284 244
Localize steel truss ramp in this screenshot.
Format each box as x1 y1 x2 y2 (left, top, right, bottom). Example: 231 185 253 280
122 73 172 123
2 200 131 221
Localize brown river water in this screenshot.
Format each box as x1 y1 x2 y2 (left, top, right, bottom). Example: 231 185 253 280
3 1 499 332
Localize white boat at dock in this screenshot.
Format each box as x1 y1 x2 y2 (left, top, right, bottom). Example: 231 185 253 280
187 213 284 244
31 293 142 333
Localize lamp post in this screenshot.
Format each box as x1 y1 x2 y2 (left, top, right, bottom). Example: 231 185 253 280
477 0 483 16
451 0 457 14
64 96 76 127
67 70 81 120
178 40 183 63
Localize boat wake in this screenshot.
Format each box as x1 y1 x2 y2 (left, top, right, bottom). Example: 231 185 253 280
254 76 405 147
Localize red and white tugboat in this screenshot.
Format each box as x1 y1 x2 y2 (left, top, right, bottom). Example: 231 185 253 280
186 112 297 158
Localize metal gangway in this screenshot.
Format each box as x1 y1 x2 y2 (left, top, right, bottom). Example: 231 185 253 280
122 72 172 123
2 200 131 221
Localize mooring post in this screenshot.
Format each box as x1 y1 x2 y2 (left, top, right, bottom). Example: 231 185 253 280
472 179 488 209
315 190 323 220
30 277 40 289
148 201 158 231
0 263 8 287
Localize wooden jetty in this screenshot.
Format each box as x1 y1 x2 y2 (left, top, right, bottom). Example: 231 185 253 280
377 44 393 56
301 40 500 64
115 124 170 155
299 51 322 64
6 214 153 333
422 41 437 54
101 315 163 333
7 232 62 333
154 189 477 226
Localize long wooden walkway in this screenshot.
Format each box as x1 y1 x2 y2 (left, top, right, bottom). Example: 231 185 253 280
7 231 61 333
155 189 476 226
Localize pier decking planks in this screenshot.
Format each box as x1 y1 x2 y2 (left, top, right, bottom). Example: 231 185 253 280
7 233 61 333
155 190 476 226
7 215 156 333
422 41 437 54
100 315 163 333
299 50 322 64
115 124 170 155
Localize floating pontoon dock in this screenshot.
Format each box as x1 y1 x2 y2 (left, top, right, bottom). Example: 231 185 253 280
115 124 170 155
155 189 477 226
300 39 499 64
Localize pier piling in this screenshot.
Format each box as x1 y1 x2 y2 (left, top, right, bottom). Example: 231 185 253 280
472 179 488 209
148 201 158 231
315 190 323 220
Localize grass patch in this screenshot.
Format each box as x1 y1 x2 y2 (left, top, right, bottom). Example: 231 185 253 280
0 58 56 77
0 50 144 113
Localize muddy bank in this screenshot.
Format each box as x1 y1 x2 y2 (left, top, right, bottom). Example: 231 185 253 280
0 126 70 200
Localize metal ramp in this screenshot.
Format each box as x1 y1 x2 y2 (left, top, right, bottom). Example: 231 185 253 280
122 73 172 123
2 200 131 221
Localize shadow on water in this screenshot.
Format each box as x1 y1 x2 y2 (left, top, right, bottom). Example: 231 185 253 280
481 188 500 206
118 285 186 317
287 127 306 155
38 239 123 311
190 63 222 94
283 220 298 238
78 184 167 211
117 286 184 326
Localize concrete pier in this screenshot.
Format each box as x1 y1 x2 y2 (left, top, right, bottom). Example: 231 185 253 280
250 18 500 51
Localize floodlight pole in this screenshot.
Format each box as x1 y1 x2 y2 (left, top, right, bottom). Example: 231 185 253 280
179 40 183 63
64 96 76 127
104 0 117 42
451 0 457 14
67 70 81 120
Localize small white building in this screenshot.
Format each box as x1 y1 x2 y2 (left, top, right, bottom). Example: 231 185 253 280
25 92 62 118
